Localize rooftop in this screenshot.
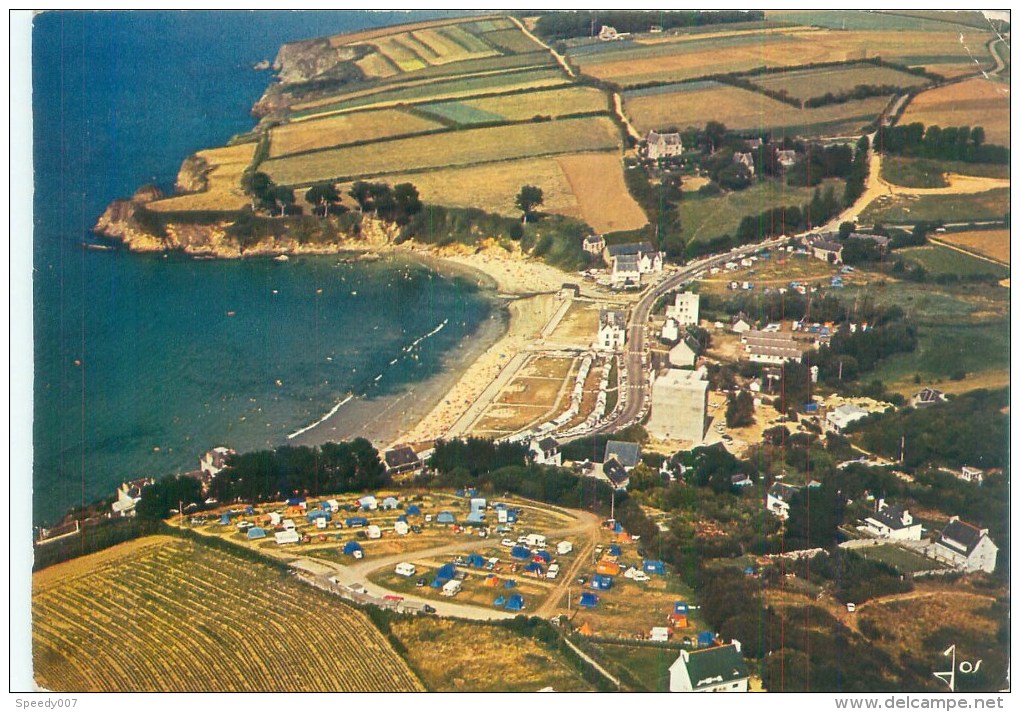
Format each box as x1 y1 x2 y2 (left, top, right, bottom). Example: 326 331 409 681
604 440 641 469
681 643 749 690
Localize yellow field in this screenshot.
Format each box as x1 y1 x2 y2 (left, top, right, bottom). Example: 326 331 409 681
625 83 891 135
269 109 442 157
327 15 486 48
463 85 608 120
33 536 424 692
373 35 429 72
556 152 649 233
147 143 255 213
261 116 622 186
354 51 399 79
899 78 1011 147
938 229 1010 264
577 29 993 86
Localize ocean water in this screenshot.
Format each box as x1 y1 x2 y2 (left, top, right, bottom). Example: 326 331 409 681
32 10 490 526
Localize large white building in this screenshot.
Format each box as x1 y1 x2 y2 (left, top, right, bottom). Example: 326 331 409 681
826 403 870 433
596 309 627 351
669 640 749 692
859 500 923 541
605 242 663 287
647 367 709 443
646 130 683 160
927 517 998 574
666 291 700 326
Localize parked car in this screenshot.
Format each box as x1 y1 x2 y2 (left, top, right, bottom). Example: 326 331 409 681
411 524 423 534
422 604 436 614
415 578 426 588
501 538 516 548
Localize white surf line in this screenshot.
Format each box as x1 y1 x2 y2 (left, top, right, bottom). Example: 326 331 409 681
287 393 355 439
402 318 449 352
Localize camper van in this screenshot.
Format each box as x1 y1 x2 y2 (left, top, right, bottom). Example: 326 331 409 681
525 534 547 549
395 563 417 577
441 580 462 597
366 525 382 539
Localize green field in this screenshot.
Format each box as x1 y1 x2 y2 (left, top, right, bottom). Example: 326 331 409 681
881 157 1010 188
591 642 679 691
898 244 1009 279
765 10 988 32
680 178 843 243
752 63 930 101
856 544 949 574
859 188 1010 225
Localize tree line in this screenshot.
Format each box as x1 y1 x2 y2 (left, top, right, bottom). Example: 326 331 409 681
875 122 1008 164
532 10 763 41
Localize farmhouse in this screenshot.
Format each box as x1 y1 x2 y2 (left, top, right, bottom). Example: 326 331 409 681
846 232 891 252
741 330 805 364
804 236 844 264
646 130 683 160
530 436 562 467
767 483 801 520
826 403 870 433
666 291 700 326
599 25 628 41
927 517 998 574
859 500 923 541
605 242 663 287
775 149 798 169
732 151 755 176
383 446 421 476
647 367 709 443
583 233 606 254
111 477 155 517
669 640 749 692
668 334 701 369
730 315 752 334
596 309 627 351
911 388 947 408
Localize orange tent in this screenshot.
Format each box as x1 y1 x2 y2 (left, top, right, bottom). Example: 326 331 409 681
596 560 621 576
483 575 501 587
669 613 688 628
577 622 594 637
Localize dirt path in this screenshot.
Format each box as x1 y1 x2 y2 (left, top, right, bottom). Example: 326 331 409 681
534 517 600 618
928 235 1009 268
613 92 643 143
507 16 576 78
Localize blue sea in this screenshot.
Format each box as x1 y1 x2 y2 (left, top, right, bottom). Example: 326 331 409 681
31 11 492 526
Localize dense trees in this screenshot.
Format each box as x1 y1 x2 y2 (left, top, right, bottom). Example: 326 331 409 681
532 10 762 41
726 390 755 428
348 181 422 224
305 183 342 216
785 143 854 187
875 123 1009 164
430 437 528 479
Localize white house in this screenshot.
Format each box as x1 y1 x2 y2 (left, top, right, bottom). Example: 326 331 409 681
959 466 984 485
646 130 683 160
826 403 870 433
661 318 680 343
583 233 606 255
668 335 700 369
111 477 155 517
928 517 998 573
596 309 627 351
666 292 700 326
805 236 844 264
200 447 235 477
605 242 663 287
859 500 923 541
730 316 752 334
732 151 755 177
911 387 946 408
599 25 629 41
742 330 804 365
530 436 562 467
767 483 801 520
669 640 749 692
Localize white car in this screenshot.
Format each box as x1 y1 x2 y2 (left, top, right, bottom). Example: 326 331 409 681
501 538 516 548
546 564 560 580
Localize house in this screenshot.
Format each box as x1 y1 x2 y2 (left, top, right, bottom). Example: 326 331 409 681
666 291 700 326
911 388 946 408
383 446 421 476
805 236 844 264
596 309 627 350
583 233 606 254
669 640 749 692
826 403 870 433
559 283 581 299
530 436 562 467
730 315 752 334
859 500 923 541
847 232 891 252
604 441 641 470
111 477 155 517
646 130 683 160
742 330 805 364
774 149 797 169
732 151 755 176
767 483 801 520
599 25 628 41
928 517 998 573
605 242 663 287
731 474 753 488
647 367 709 443
660 317 680 344
668 334 701 368
200 446 235 477
959 466 984 485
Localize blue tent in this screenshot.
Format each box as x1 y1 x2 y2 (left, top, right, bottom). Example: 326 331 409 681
493 595 507 607
505 594 525 612
321 502 331 510
674 602 690 615
247 527 266 540
406 504 422 516
643 560 665 575
493 502 507 511
466 511 485 524
436 511 455 524
307 510 331 523
743 566 755 576
533 550 551 563
396 515 408 523
591 574 613 590
219 513 231 525
382 497 400 510
503 579 517 589
610 545 623 557
506 510 519 523
466 554 486 568
455 489 465 498
613 522 623 533
431 578 444 589
465 488 478 497
245 505 255 515
510 546 531 560
345 516 369 527
436 563 457 581
343 541 363 556
697 631 716 647
524 562 544 575
579 593 599 608
286 497 305 506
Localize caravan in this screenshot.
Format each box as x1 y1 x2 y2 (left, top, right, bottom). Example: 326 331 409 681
395 563 417 577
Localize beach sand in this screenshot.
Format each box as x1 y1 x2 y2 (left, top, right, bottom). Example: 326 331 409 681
288 239 578 450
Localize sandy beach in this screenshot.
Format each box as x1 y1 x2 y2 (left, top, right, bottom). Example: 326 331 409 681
288 238 577 450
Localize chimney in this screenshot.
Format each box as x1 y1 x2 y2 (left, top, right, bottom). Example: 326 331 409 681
731 639 742 653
